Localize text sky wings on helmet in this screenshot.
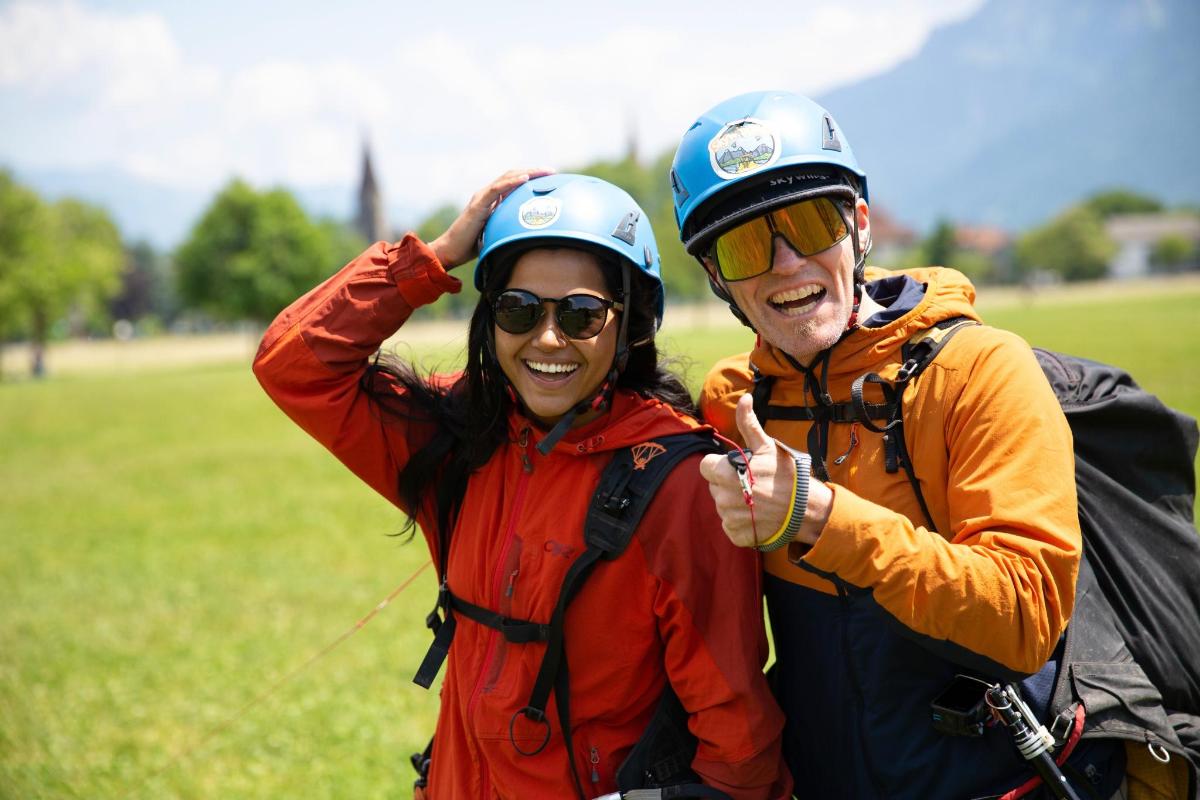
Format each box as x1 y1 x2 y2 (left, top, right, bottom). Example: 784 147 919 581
670 90 868 256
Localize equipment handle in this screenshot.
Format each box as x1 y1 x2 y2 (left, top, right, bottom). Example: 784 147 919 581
986 684 1083 800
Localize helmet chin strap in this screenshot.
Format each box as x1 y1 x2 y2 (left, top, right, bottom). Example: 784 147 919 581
535 261 632 456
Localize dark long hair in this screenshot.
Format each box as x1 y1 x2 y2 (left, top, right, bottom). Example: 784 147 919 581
363 245 696 541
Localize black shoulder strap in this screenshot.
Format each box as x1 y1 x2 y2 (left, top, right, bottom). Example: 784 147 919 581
850 317 978 529
411 430 719 799
583 432 720 561
748 318 977 526
519 432 719 797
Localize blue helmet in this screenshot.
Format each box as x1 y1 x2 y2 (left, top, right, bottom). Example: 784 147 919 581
475 173 664 326
670 90 868 256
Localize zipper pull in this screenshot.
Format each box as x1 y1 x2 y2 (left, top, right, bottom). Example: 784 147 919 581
504 568 519 598
589 747 600 783
833 422 860 465
518 427 533 473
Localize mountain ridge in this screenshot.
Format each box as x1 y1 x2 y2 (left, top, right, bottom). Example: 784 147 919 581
817 0 1199 230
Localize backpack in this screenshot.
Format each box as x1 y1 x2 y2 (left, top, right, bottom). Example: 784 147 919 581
751 318 1200 792
411 431 732 800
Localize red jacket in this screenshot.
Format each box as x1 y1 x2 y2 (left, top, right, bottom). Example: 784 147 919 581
254 236 789 799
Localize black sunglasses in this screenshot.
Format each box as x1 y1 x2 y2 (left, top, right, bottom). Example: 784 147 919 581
490 289 622 340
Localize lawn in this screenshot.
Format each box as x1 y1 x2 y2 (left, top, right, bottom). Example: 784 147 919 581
2 284 1197 799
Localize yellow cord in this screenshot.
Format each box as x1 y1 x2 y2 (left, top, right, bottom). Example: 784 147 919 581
756 457 800 550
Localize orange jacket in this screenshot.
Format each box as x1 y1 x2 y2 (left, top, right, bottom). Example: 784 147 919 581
254 236 789 799
700 266 1082 797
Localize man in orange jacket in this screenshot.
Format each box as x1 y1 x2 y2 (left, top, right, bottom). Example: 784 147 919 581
668 91 1132 798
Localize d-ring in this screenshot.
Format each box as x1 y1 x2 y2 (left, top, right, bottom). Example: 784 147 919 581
1148 741 1171 763
509 707 551 756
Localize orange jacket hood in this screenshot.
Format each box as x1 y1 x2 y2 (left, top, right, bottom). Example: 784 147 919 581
747 266 982 384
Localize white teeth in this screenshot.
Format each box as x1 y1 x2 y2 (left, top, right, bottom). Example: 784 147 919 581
525 360 579 375
769 285 821 304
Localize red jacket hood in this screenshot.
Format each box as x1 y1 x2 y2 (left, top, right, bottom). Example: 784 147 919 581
510 388 708 457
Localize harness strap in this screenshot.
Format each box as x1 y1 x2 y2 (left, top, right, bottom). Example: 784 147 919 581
529 433 720 799
412 431 721 799
750 317 978 530
412 596 456 689
520 545 606 726
882 318 978 529
448 593 551 644
755 400 893 422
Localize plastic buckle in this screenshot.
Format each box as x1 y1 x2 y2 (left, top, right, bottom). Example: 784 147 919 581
1049 705 1077 745
601 492 631 515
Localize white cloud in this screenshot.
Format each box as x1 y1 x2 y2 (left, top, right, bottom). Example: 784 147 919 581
0 0 985 224
0 0 187 100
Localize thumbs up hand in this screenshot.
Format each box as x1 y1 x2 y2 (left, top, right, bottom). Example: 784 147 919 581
700 394 798 549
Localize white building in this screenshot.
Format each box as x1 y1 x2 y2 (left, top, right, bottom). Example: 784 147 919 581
1105 213 1200 279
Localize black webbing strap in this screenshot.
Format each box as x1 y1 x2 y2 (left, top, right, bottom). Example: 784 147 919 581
748 318 978 530
412 431 720 798
449 593 551 644
413 591 455 689
853 317 979 528
412 440 469 689
515 433 721 797
410 736 432 790
750 368 774 427
754 401 893 422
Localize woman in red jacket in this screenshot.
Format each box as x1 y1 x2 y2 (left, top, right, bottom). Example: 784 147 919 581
254 170 788 799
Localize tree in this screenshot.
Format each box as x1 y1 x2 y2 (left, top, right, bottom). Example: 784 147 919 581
1151 234 1196 272
0 171 124 376
176 180 364 323
922 219 957 267
110 242 179 330
1015 207 1116 282
1082 189 1163 219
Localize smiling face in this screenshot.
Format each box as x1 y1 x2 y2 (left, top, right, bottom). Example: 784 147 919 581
494 247 618 428
714 198 869 365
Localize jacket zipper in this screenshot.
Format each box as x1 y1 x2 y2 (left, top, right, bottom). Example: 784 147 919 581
589 745 601 786
466 426 535 738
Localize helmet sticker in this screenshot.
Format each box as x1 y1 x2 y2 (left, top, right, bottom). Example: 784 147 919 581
517 196 562 229
708 118 781 180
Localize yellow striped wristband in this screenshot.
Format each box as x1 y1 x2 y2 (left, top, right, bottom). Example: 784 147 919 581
755 452 811 552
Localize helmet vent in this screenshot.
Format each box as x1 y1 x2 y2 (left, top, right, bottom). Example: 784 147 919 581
611 211 640 245
670 169 689 203
821 113 842 152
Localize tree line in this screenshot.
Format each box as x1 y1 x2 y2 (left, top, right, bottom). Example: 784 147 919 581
2 161 1197 378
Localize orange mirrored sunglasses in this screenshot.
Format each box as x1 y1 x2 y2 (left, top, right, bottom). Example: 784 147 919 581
708 196 850 282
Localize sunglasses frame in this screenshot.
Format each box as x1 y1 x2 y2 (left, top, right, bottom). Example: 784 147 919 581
706 196 854 283
490 289 623 341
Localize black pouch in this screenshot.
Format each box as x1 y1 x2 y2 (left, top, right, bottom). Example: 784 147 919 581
931 674 992 738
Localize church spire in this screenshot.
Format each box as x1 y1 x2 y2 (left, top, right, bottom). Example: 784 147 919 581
357 138 389 243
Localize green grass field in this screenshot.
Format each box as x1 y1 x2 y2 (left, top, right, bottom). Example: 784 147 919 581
2 286 1198 799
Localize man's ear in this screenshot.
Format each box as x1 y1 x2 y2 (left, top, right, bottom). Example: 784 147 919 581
698 254 724 287
855 198 871 252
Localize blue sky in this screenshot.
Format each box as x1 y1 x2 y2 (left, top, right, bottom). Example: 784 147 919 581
1 0 984 221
